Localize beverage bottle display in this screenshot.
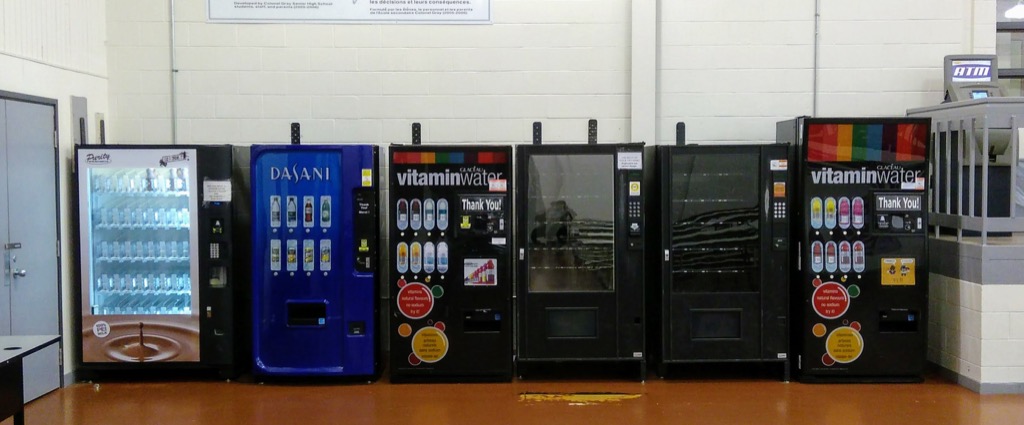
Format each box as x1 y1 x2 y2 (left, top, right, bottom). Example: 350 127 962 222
410 242 422 273
811 241 824 273
437 199 449 231
838 197 851 229
437 242 449 273
423 199 435 231
146 168 156 192
410 199 422 230
177 168 188 191
396 199 409 231
852 241 866 273
303 240 315 271
286 196 298 228
286 239 298 271
270 239 282 271
303 196 314 227
396 242 409 273
319 239 331 271
270 196 282 227
824 197 837 229
320 196 331 227
852 197 865 229
423 242 436 273
825 241 838 273
838 241 852 273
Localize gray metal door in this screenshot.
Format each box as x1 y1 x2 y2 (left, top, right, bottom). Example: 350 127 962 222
1 98 61 402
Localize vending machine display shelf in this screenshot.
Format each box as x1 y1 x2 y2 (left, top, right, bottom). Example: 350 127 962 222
671 198 754 204
95 257 190 263
91 190 190 198
94 223 191 231
672 246 748 252
527 246 612 252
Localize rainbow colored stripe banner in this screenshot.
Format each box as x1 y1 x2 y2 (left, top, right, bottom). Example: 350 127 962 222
807 123 927 162
392 151 508 165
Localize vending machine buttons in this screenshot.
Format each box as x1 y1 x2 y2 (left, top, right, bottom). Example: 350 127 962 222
824 197 837 229
423 242 436 274
397 198 409 231
423 198 436 231
810 197 823 229
437 198 449 231
838 197 851 229
410 199 423 231
838 241 852 273
773 201 787 219
825 241 838 273
852 197 865 229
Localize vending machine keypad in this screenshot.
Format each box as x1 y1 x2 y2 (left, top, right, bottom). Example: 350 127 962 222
773 201 787 219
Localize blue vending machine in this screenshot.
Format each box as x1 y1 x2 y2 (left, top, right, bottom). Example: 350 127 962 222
251 144 379 378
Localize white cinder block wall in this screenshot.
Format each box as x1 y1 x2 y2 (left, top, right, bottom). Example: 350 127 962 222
0 0 109 376
657 0 995 144
106 0 632 145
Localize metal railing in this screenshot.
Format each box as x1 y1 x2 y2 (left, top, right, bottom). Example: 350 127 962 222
929 112 1024 244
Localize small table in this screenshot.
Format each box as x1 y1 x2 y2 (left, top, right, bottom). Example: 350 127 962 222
0 335 60 425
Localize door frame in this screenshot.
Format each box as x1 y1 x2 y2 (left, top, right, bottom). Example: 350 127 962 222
0 89 64 386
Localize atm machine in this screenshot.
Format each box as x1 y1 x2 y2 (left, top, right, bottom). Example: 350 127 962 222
908 54 1023 230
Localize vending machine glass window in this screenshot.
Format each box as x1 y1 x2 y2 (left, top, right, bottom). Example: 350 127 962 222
84 166 195 318
525 154 615 293
669 153 760 293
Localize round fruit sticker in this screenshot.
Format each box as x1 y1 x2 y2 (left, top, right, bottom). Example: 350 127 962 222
825 326 864 364
812 281 850 319
411 325 449 364
396 282 433 319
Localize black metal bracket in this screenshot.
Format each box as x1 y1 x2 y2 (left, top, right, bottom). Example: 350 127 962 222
533 122 542 145
675 122 686 146
99 118 106 145
79 118 87 146
290 122 301 145
412 122 422 145
588 119 598 144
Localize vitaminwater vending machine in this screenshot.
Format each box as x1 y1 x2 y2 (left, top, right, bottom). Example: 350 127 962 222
251 144 379 378
74 145 239 377
388 145 513 382
777 117 930 382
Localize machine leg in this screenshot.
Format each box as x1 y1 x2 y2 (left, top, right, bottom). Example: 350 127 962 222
783 360 792 382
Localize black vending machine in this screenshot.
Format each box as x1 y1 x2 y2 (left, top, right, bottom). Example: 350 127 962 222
650 137 792 379
388 145 513 382
778 117 930 382
516 140 646 378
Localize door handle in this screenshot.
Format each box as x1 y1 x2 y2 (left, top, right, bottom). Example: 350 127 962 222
13 269 27 278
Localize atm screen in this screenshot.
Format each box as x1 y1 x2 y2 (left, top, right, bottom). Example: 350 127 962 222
971 90 989 99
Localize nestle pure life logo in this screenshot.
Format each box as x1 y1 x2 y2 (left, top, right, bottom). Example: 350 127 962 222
951 60 992 82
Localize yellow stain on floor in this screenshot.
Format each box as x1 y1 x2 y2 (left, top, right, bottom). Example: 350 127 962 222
519 393 642 405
